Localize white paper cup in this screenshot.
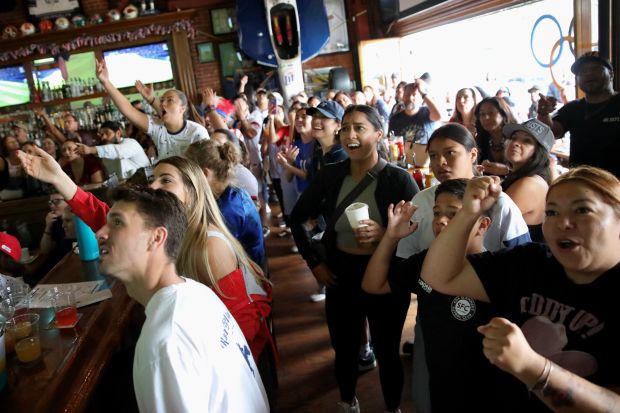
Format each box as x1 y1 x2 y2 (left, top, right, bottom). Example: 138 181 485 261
345 202 369 229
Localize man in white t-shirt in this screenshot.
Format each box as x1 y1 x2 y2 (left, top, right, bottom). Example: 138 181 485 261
77 121 150 179
96 186 269 413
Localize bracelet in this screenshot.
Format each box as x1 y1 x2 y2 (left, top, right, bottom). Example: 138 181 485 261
530 358 553 392
148 97 155 105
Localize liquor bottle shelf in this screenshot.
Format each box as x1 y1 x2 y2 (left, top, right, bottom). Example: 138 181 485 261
29 92 110 108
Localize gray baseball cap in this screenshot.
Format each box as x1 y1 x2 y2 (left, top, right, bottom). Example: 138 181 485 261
503 119 555 153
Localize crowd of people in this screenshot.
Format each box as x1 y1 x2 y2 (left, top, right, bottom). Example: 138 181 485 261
1 49 619 412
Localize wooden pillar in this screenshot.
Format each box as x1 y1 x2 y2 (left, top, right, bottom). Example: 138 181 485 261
612 0 620 91
171 30 197 101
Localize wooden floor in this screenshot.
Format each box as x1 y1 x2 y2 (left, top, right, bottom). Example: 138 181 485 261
266 212 417 413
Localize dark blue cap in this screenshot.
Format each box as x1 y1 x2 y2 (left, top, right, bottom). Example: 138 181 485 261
571 51 614 75
307 100 344 121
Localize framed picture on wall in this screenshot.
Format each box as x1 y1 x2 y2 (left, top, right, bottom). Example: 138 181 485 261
218 42 242 77
197 42 215 63
211 7 238 35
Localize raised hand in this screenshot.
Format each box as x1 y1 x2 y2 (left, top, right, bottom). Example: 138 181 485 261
384 201 418 240
415 77 429 96
17 146 64 184
275 152 289 167
284 145 299 164
234 98 249 120
95 58 109 84
75 143 96 156
17 146 78 200
135 80 154 102
201 88 218 107
45 210 59 227
537 94 558 116
463 176 502 216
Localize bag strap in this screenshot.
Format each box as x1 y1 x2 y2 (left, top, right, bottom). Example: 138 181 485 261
326 158 388 230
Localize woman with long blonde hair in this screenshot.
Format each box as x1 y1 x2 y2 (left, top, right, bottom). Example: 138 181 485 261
185 140 265 273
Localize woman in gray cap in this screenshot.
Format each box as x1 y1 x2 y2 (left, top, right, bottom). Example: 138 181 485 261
501 118 555 242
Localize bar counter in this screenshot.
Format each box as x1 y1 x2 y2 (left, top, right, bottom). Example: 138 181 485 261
0 251 139 412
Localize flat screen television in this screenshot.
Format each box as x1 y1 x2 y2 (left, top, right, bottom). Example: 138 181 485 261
0 65 30 108
103 42 174 89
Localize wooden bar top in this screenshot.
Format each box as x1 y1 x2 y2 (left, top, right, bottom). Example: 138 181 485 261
0 252 138 413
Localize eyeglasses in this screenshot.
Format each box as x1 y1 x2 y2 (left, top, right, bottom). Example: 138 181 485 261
48 199 64 206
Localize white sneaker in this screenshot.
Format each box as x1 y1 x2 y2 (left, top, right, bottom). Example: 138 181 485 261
337 397 360 413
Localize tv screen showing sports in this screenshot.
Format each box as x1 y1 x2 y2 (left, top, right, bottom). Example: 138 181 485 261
0 65 30 108
103 42 174 89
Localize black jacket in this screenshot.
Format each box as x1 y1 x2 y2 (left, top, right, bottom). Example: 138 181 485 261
290 159 418 269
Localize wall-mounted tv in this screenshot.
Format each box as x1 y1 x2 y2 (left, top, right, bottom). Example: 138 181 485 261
0 66 30 108
103 42 174 89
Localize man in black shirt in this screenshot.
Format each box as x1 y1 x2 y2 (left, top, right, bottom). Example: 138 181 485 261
537 51 620 177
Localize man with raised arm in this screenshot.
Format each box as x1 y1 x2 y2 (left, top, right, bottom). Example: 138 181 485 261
537 52 620 178
75 120 150 179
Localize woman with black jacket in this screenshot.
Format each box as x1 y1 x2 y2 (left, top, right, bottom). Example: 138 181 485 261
291 105 418 412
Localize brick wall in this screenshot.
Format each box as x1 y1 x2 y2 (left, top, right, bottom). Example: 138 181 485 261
190 6 222 95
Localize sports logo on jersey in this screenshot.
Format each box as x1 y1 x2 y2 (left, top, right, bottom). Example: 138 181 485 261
417 278 432 294
451 296 476 321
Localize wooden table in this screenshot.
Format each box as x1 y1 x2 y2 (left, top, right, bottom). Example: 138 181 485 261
0 252 139 413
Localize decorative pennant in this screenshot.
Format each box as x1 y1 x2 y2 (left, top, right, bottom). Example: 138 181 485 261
0 19 195 62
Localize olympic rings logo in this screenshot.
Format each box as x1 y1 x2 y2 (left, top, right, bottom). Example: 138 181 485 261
530 14 576 68
530 14 597 89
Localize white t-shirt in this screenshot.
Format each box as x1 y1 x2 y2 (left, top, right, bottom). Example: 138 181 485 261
243 109 264 167
396 185 531 258
147 116 209 160
234 164 259 199
133 278 269 413
96 138 151 179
